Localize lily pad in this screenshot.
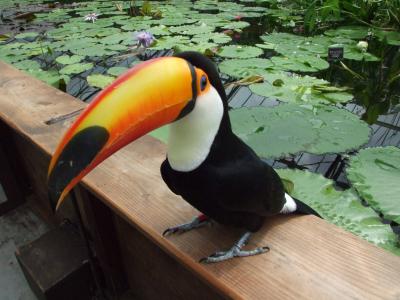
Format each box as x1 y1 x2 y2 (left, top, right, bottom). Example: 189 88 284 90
219 58 274 78
71 46 115 57
324 26 370 40
87 74 115 89
347 147 400 224
59 63 93 75
150 35 190 50
169 24 215 35
13 59 41 71
229 104 370 158
374 30 400 46
15 32 39 39
220 21 250 30
270 55 329 72
191 32 231 44
259 32 379 63
277 169 400 256
107 66 128 77
249 71 353 105
56 55 84 65
217 45 263 58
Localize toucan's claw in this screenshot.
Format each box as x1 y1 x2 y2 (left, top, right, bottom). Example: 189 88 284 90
199 232 269 264
162 215 211 236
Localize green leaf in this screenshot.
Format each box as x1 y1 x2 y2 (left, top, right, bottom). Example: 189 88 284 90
15 32 39 39
13 59 41 71
324 26 370 40
276 169 400 256
150 35 190 50
169 24 215 35
27 69 62 88
191 32 231 44
249 71 353 105
107 66 128 77
220 21 250 30
59 63 93 75
56 55 84 65
259 32 379 63
219 58 274 79
347 147 400 224
217 45 263 59
374 30 400 46
87 74 115 89
229 104 370 158
70 46 115 57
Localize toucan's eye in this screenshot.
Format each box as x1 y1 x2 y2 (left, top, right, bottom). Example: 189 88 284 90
200 75 207 91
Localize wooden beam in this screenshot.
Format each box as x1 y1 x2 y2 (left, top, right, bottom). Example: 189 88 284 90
1 61 399 299
0 123 27 215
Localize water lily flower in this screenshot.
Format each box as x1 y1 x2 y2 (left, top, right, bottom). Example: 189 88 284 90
357 41 368 52
134 31 155 48
84 12 100 23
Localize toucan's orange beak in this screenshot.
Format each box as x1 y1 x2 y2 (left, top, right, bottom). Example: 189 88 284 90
48 56 201 210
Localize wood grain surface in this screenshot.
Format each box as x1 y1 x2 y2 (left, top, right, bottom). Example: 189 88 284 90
1 61 399 300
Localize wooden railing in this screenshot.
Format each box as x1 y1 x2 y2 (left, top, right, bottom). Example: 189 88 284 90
1 61 399 299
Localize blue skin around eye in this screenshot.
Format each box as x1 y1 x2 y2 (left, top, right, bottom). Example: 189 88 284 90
200 75 207 91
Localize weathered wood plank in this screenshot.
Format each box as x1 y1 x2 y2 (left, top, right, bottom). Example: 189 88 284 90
1 61 400 300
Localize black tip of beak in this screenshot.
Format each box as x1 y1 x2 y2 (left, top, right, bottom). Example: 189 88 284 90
48 126 109 210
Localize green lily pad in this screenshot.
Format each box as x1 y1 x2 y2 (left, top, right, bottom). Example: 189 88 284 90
147 25 172 36
174 42 218 55
150 35 190 50
219 58 274 78
324 26 370 40
191 32 231 44
374 30 400 46
270 55 329 72
347 147 400 224
157 18 197 26
229 104 370 158
56 55 84 65
220 21 250 30
59 63 93 75
13 59 41 71
70 46 115 57
249 71 353 105
169 24 215 35
27 69 63 88
277 169 400 256
15 32 39 39
260 32 379 63
99 32 132 45
107 66 128 77
217 45 263 58
87 74 115 89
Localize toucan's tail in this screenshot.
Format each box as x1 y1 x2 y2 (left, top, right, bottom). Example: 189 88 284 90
281 193 322 218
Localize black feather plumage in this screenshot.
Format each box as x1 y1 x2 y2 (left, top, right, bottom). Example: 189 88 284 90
160 52 286 232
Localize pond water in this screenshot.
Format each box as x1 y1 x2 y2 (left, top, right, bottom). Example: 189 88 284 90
0 0 399 253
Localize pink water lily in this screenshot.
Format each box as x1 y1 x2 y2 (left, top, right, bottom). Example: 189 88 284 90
84 12 100 23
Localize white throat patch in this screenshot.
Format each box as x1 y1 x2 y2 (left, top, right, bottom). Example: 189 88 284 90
167 86 224 172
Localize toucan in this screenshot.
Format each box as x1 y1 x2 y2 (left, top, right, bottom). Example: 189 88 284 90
48 51 319 263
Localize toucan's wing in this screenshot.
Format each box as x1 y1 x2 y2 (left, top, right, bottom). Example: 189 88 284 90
160 159 182 196
216 158 286 216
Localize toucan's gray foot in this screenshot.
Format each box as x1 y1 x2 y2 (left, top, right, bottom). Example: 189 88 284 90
199 232 269 264
163 214 211 236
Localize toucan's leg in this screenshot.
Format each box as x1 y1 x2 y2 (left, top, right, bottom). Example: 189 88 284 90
199 232 269 264
163 214 211 236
